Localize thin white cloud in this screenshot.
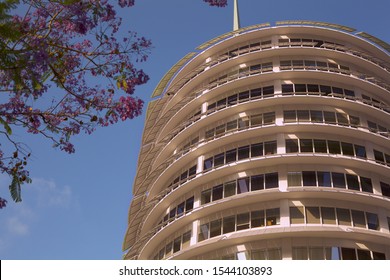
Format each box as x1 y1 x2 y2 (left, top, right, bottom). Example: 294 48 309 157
28 178 73 208
6 217 29 236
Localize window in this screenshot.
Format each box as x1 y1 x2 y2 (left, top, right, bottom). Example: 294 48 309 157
317 171 331 187
309 247 325 260
346 174 359 191
341 142 354 156
173 236 181 253
300 139 313 152
224 181 236 197
357 249 371 260
293 247 308 260
263 86 274 96
306 207 320 224
360 177 373 193
185 197 194 212
332 172 346 188
212 185 223 201
266 208 280 225
214 153 224 167
297 110 310 121
251 210 265 227
351 210 366 228
201 190 211 205
263 112 275 124
238 146 250 160
251 143 263 157
265 173 278 189
337 208 351 226
290 206 305 224
199 224 209 241
264 141 277 154
314 139 327 153
381 182 390 197
311 110 323 123
282 84 294 93
251 175 264 191
237 213 250 230
302 171 317 186
204 157 213 171
251 114 262 126
225 149 237 163
177 202 185 217
223 216 235 233
354 145 366 158
284 110 296 123
210 219 222 238
288 172 302 187
366 212 379 230
328 140 340 154
341 248 357 260
286 139 299 153
321 207 336 224
182 231 191 249
324 111 336 124
237 178 250 194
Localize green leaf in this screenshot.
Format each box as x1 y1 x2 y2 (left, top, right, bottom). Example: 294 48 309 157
0 116 12 135
9 175 22 203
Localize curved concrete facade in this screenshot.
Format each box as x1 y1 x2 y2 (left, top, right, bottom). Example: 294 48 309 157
123 21 390 260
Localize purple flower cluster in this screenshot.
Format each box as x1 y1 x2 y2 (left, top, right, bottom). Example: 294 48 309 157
203 0 228 7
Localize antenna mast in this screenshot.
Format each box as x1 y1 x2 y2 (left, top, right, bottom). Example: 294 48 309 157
233 0 241 31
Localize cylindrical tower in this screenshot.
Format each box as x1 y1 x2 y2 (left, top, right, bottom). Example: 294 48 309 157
123 21 390 260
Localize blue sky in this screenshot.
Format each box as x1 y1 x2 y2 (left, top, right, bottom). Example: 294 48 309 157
0 0 389 260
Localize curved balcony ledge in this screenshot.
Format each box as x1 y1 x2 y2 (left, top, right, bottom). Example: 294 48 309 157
141 184 390 243
153 96 390 170
140 224 390 260
157 70 390 143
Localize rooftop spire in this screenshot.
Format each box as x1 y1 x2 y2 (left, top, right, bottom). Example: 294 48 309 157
233 0 241 31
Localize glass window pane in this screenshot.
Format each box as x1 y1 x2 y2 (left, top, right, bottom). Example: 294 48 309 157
373 252 386 260
251 174 264 191
251 114 263 126
214 153 225 167
251 250 267 260
300 139 313 152
173 236 181 253
311 111 323 123
352 210 366 228
380 182 390 197
309 247 324 260
215 124 225 136
328 140 341 154
262 86 274 96
290 206 305 224
201 189 211 205
295 84 307 92
322 207 336 224
185 197 194 212
286 139 299 153
282 84 294 93
182 231 191 249
263 112 275 124
223 216 235 234
324 111 337 124
328 247 341 260
360 177 373 193
284 110 296 123
212 185 223 201
165 241 173 257
226 149 237 163
366 212 379 230
332 172 346 188
266 208 280 225
237 177 250 194
317 171 331 187
341 248 357 260
224 181 236 197
306 207 320 224
297 110 310 121
346 174 360 191
341 142 354 156
354 145 366 158
226 120 237 131
177 202 185 216
267 248 282 260
337 208 351 226
204 157 213 171
336 113 349 125
251 210 265 227
251 143 263 157
238 118 249 130
302 171 317 186
357 249 371 260
293 247 308 260
307 84 319 92
265 173 278 189
210 219 222 238
288 172 302 187
238 146 250 160
264 141 277 155
237 213 250 230
314 139 327 153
